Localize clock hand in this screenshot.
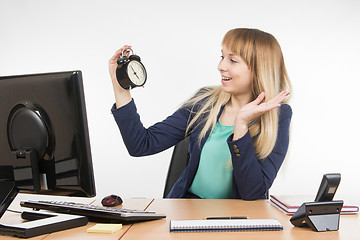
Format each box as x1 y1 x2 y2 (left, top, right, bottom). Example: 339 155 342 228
130 66 140 79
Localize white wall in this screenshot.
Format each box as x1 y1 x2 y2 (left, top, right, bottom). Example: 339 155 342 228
1 0 359 205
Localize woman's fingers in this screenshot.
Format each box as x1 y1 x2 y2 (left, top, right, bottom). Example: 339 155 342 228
261 91 290 111
271 91 290 105
252 92 265 105
265 91 290 105
120 45 132 57
111 45 132 62
109 45 131 81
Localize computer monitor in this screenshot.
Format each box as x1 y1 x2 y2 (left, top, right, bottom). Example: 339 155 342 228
0 71 96 198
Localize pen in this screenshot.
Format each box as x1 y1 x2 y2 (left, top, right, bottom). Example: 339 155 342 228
205 217 248 220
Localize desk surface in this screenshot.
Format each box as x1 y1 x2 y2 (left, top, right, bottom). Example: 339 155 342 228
1 196 359 239
122 199 360 240
0 194 95 240
0 194 152 240
42 198 153 240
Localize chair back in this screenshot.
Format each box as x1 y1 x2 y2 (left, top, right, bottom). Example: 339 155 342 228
163 136 269 199
163 137 190 198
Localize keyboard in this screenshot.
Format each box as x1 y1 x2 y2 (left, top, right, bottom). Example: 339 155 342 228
20 200 166 223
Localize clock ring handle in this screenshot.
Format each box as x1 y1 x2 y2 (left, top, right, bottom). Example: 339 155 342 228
121 48 133 57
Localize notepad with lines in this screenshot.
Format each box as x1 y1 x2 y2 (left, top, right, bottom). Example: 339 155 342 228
170 219 283 232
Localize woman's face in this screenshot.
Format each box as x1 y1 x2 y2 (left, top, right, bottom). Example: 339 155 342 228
218 46 253 97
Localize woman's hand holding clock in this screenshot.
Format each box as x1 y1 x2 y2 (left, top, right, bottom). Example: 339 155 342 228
109 45 132 108
109 45 132 85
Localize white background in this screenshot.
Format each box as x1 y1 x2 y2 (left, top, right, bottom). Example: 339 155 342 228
1 0 359 205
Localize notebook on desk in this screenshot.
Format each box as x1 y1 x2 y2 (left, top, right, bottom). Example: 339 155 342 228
170 219 283 232
270 195 359 215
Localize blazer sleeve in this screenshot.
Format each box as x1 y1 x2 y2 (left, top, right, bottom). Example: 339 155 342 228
227 104 292 200
111 99 190 156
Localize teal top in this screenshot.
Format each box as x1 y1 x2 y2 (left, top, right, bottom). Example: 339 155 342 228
188 120 234 199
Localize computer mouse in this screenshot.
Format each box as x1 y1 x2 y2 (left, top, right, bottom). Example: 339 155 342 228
101 194 123 207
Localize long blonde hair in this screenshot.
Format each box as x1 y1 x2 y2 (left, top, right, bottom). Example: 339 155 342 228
183 28 291 159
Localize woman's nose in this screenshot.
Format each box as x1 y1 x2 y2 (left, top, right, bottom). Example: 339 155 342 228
218 60 227 72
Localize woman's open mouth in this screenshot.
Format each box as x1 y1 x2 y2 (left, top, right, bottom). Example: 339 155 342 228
222 76 231 82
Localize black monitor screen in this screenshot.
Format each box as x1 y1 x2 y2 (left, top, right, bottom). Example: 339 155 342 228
0 71 96 197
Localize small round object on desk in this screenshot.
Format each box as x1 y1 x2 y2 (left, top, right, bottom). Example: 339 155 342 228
101 195 123 207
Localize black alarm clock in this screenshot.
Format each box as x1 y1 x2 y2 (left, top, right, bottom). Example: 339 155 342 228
116 49 147 90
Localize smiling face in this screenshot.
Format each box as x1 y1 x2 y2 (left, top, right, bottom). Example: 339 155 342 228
218 46 253 98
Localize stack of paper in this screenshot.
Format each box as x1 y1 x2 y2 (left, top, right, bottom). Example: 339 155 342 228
270 195 359 215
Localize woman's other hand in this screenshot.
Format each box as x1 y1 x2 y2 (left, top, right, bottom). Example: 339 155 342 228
233 91 290 140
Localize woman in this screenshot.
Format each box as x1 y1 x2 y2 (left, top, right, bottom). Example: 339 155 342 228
109 28 292 200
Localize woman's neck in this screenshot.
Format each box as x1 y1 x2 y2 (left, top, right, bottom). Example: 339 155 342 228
227 92 253 110
220 93 253 126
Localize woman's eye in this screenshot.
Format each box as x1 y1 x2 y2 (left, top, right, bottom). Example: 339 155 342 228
220 55 237 63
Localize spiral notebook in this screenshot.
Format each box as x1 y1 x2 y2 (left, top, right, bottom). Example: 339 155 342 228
170 219 283 232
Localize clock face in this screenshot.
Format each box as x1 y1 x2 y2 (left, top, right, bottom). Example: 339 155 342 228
127 61 147 86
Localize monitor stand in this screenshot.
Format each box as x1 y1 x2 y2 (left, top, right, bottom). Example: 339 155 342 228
0 181 88 238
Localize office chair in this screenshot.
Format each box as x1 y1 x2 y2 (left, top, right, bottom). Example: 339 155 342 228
162 136 269 199
163 137 190 198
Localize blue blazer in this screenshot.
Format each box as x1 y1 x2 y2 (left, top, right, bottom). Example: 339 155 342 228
112 98 292 200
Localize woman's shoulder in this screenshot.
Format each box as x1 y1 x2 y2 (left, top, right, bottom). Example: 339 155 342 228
279 103 292 121
280 103 292 112
183 86 218 106
194 86 218 96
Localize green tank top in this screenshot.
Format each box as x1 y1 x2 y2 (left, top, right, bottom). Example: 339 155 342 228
188 120 234 199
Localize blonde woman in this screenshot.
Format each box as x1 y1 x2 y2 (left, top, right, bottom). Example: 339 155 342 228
109 28 292 200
